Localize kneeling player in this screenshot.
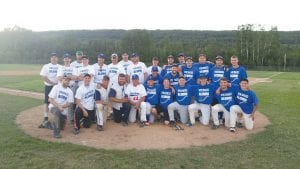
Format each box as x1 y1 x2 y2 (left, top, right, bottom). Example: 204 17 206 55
144 76 161 123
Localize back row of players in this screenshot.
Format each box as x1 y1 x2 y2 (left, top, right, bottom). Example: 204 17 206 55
39 51 258 138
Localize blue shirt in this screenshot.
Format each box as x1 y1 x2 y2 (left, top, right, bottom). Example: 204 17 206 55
144 84 161 105
160 65 172 77
193 84 216 104
145 74 163 85
164 72 180 86
159 87 174 109
216 85 239 111
174 85 193 105
236 89 259 114
181 65 198 85
209 66 227 87
227 66 247 85
194 62 214 77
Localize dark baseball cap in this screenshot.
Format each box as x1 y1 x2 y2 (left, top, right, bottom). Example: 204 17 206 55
111 53 118 58
171 64 178 67
97 53 106 59
76 51 83 56
151 66 159 72
50 52 57 57
185 56 193 61
177 53 185 57
63 53 70 58
131 53 139 57
215 55 224 60
167 55 174 59
132 74 139 80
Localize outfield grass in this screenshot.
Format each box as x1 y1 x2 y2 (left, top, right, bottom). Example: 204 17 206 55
0 75 43 92
0 71 299 168
0 64 42 71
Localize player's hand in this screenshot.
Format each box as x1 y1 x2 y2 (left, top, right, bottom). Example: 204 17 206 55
83 110 89 117
58 106 64 112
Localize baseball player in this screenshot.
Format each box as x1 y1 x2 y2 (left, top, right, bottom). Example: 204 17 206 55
126 74 148 127
211 77 238 131
118 52 133 75
230 79 259 131
93 53 108 86
157 78 174 125
48 76 74 138
94 75 111 131
144 66 163 85
73 74 96 135
108 73 131 126
194 54 214 78
208 55 228 87
144 76 161 123
75 55 95 86
176 53 187 67
168 76 193 125
57 53 77 123
70 51 83 69
39 52 60 128
227 55 247 85
163 64 180 86
160 55 174 77
181 56 198 85
107 53 126 86
147 57 162 75
188 75 216 126
127 53 148 84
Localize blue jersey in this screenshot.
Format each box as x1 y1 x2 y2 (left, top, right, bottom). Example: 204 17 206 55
194 62 214 77
236 89 259 114
227 66 247 85
159 87 174 109
216 85 239 111
144 84 161 105
181 65 198 85
174 85 193 105
209 66 227 87
193 84 216 104
145 74 163 85
160 65 172 77
164 72 180 86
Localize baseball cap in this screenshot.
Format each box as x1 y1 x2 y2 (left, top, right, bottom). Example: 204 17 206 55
151 66 159 72
81 55 88 59
63 53 70 58
167 55 174 59
177 53 185 57
131 53 139 57
215 55 224 60
198 74 207 79
185 56 193 61
50 52 57 57
76 51 83 56
97 53 106 59
171 64 178 67
132 74 139 80
83 73 91 78
111 53 118 58
148 75 154 81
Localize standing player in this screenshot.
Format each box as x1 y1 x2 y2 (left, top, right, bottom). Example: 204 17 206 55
188 76 215 126
127 53 148 84
75 55 95 86
39 52 60 128
177 53 186 67
230 79 259 131
168 76 193 125
208 55 227 87
94 75 111 131
107 53 126 85
126 75 148 126
160 55 175 77
163 64 180 86
144 76 161 123
48 76 74 138
70 51 84 95
147 57 162 75
144 66 163 85
93 53 108 86
118 52 133 75
227 55 247 85
73 74 96 135
181 56 197 85
194 54 214 78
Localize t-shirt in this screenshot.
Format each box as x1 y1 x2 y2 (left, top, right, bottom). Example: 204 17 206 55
147 65 162 75
236 89 259 114
208 66 227 87
173 85 193 105
163 72 180 86
144 74 163 85
216 85 239 111
40 63 60 86
57 65 76 86
70 61 83 69
159 87 174 109
193 84 216 104
76 65 95 86
93 63 108 84
160 65 172 77
181 65 198 85
94 86 110 103
144 84 161 105
118 60 133 75
127 62 148 84
48 84 74 115
75 83 96 110
125 83 147 103
107 63 126 85
194 62 214 77
227 66 247 85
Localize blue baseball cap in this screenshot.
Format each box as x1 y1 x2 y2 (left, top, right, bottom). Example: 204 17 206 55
198 74 207 79
132 74 139 80
97 53 106 59
171 64 178 67
50 52 57 57
131 53 139 57
63 53 70 58
151 66 159 72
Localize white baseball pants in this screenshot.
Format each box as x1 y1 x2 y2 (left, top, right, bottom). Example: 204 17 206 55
188 103 211 125
168 102 188 123
211 104 230 127
129 102 147 123
230 105 254 130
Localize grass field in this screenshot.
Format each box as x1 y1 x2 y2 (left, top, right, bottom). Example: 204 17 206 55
0 64 42 71
0 68 299 168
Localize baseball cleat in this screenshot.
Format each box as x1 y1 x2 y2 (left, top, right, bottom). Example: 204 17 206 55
185 122 193 127
236 122 243 128
97 125 104 131
140 121 145 127
229 127 236 132
211 124 219 130
73 128 80 135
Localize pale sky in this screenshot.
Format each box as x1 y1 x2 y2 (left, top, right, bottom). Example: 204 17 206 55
0 0 299 31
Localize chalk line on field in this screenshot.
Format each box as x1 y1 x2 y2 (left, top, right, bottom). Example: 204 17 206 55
268 72 283 78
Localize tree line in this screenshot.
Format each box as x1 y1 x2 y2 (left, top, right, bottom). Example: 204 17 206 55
0 25 299 71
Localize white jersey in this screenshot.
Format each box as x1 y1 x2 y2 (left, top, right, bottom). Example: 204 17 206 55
76 65 95 86
125 83 147 103
95 86 110 103
40 63 60 86
93 63 108 84
70 61 83 69
48 84 74 115
107 63 126 85
127 62 148 84
147 65 162 75
57 65 76 86
75 83 96 110
118 60 133 75
110 83 127 110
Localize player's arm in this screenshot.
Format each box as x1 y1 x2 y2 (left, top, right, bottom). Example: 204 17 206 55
42 76 55 85
76 99 88 117
49 97 64 111
108 88 128 103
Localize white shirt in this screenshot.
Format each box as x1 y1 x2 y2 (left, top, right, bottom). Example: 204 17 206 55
93 63 108 84
125 83 147 103
75 83 96 110
118 60 133 75
107 63 126 85
127 62 148 84
48 84 74 115
70 61 83 69
147 65 162 75
76 65 95 86
110 83 127 110
40 63 60 86
57 65 76 86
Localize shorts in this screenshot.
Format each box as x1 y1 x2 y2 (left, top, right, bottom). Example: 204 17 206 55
44 85 53 104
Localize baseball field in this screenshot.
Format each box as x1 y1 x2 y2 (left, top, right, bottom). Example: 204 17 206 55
0 64 299 169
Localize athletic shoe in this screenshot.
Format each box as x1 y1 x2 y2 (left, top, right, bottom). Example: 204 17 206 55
53 131 62 139
73 128 80 135
140 121 145 127
169 121 175 127
122 121 128 126
211 124 219 130
229 127 236 132
38 121 53 130
144 121 150 126
185 122 193 127
236 122 243 128
97 125 104 131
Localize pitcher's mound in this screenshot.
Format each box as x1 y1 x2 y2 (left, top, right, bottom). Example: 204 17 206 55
16 105 269 150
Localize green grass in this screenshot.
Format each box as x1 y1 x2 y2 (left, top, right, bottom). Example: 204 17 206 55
0 64 42 71
0 70 299 168
0 75 43 92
